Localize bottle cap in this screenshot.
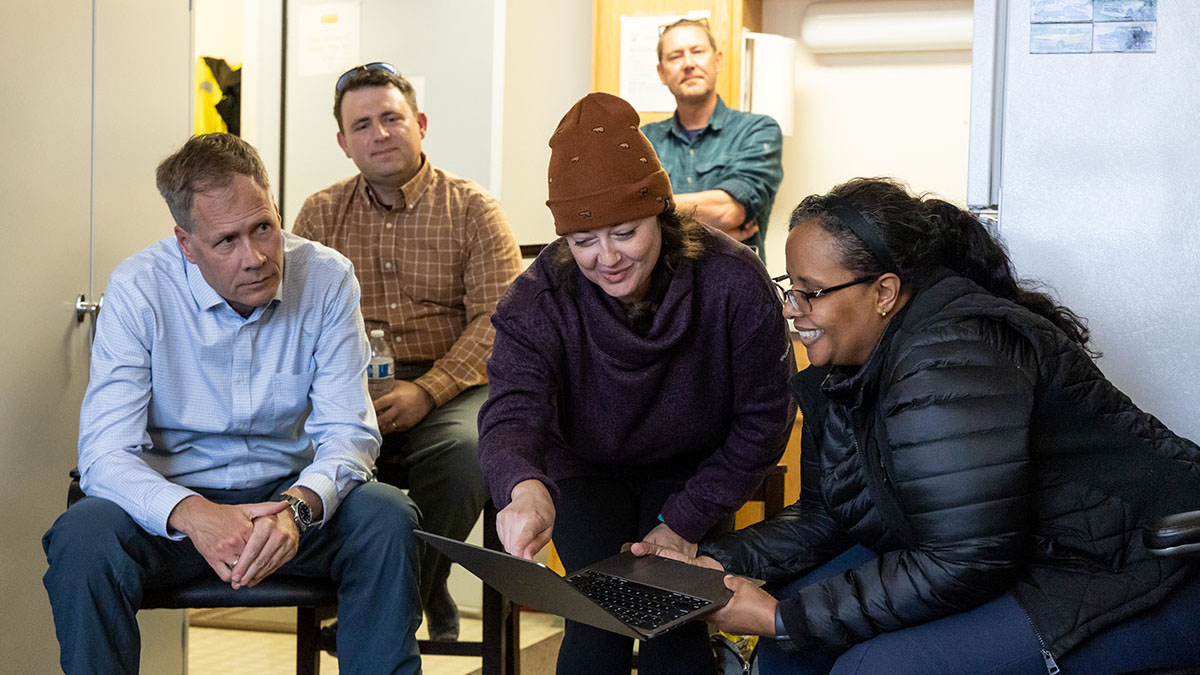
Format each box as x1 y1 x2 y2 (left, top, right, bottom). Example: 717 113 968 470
369 329 385 338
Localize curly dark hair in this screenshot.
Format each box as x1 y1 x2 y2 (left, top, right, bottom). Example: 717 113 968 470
790 177 1094 353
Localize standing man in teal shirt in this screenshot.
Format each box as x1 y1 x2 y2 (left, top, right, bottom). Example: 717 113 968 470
642 18 784 261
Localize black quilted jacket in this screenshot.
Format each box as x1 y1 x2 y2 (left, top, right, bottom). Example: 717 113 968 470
701 273 1200 659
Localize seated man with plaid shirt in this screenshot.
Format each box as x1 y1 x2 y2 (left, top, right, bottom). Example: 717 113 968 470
293 62 523 641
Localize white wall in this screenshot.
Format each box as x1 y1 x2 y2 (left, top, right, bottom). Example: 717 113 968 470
499 0 594 246
194 0 283 205
195 0 244 62
242 1 284 207
759 0 974 276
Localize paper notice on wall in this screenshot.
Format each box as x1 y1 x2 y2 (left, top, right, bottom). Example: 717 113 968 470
298 2 360 77
619 12 710 113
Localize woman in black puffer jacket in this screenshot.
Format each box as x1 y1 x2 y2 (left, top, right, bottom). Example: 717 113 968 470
632 178 1200 674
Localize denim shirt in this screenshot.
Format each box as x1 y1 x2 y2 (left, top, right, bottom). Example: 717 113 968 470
642 96 784 260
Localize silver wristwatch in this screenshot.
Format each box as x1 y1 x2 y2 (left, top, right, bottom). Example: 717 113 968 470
279 493 313 534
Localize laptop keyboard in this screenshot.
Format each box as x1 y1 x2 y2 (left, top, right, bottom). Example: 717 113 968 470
566 570 711 631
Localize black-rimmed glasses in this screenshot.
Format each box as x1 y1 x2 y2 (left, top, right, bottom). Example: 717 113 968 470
335 61 398 93
771 274 879 312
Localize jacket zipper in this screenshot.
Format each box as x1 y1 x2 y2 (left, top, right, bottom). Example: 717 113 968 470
1018 603 1060 674
850 427 915 545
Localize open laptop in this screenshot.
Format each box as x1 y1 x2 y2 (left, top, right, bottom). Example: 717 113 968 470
416 530 739 639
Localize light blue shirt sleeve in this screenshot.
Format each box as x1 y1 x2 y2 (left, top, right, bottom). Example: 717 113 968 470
77 272 201 538
291 264 381 523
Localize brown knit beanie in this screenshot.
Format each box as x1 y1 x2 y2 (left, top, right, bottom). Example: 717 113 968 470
546 92 673 235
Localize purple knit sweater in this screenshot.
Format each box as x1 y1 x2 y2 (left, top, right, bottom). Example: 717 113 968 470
478 232 795 542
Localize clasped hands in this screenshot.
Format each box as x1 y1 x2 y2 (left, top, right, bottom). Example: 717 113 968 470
168 494 302 589
496 479 778 637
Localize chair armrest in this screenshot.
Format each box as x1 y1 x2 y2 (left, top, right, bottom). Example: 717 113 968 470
1145 509 1200 556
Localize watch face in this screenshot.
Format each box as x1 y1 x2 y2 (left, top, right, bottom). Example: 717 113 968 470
282 494 313 530
295 499 312 525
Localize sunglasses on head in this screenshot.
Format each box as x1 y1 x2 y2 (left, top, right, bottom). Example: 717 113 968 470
335 61 398 94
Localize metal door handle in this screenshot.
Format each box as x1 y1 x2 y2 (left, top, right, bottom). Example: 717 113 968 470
76 293 103 344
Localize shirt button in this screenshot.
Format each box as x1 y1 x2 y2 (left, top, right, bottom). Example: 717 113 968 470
385 222 394 229
394 336 402 343
689 149 695 156
385 262 393 270
408 204 415 210
686 176 693 183
390 303 397 309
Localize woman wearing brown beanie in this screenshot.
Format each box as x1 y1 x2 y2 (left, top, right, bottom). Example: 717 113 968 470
477 92 795 673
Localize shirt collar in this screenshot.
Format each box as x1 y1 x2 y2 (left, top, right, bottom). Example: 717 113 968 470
182 245 225 312
670 95 731 140
359 153 433 213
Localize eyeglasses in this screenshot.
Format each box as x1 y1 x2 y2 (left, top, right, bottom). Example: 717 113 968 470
771 274 879 312
335 61 398 94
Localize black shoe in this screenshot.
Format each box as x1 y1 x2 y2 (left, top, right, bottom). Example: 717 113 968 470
425 583 460 642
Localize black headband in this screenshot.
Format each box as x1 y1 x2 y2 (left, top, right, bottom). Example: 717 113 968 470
824 195 900 275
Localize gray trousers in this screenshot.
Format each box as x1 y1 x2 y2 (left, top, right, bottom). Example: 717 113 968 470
377 383 488 608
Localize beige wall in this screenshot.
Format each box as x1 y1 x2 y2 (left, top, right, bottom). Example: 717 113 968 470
759 0 973 276
2 2 191 670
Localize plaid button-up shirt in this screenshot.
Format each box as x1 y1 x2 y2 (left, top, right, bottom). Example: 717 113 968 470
293 156 522 406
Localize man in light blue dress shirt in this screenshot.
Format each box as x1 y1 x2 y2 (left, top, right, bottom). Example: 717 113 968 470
42 133 422 674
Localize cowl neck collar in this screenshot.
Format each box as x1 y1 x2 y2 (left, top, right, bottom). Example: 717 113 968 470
576 257 697 369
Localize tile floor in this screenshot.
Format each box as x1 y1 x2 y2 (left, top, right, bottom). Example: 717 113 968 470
187 611 564 675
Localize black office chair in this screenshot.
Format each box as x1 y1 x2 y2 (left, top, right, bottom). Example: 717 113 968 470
1145 510 1200 557
1127 511 1200 675
66 470 520 675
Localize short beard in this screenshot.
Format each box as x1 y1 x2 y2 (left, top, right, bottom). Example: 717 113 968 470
671 83 715 108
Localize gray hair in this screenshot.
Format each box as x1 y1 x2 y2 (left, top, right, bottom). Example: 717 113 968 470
155 133 270 232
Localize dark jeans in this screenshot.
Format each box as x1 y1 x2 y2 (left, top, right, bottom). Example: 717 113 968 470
43 476 422 675
378 383 488 609
757 545 1200 675
553 474 731 675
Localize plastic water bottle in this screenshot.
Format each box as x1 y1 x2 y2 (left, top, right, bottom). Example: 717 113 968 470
367 329 395 399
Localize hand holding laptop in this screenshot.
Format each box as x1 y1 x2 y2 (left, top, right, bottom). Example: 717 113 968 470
630 540 780 638
640 522 699 558
629 539 722 572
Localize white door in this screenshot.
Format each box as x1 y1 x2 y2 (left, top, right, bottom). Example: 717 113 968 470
0 1 192 671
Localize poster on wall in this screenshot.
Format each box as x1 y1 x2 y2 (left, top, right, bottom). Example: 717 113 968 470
298 2 361 76
619 12 710 112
